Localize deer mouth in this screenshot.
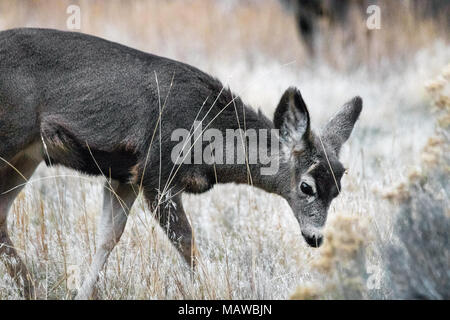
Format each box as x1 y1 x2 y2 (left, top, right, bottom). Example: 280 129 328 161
301 231 323 248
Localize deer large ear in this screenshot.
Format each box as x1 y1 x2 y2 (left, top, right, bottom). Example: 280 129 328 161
321 96 362 156
273 87 311 153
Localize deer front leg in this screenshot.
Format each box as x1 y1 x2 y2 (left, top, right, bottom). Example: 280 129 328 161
75 181 136 300
148 192 196 269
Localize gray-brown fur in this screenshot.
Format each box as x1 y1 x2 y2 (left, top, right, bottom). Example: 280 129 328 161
0 28 362 299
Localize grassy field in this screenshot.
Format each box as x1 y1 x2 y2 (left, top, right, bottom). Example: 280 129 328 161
0 0 448 299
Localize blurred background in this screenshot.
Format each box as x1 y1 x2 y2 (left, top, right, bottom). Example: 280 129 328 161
0 0 448 299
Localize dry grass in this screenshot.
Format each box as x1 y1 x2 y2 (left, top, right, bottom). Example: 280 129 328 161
0 0 449 299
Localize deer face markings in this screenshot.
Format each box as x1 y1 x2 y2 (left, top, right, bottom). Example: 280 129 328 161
297 156 346 245
273 87 362 247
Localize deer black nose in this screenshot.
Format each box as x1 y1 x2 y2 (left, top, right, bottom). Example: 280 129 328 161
301 232 323 248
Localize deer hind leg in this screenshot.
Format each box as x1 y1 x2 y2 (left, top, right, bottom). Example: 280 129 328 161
75 180 136 300
0 151 41 299
147 191 196 269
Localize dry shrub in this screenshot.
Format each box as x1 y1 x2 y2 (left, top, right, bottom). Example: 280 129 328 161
290 282 321 300
314 214 367 275
379 64 450 202
290 211 370 300
383 64 450 299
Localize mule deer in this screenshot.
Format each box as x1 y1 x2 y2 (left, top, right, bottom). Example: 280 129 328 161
281 0 374 55
282 0 450 55
0 28 362 299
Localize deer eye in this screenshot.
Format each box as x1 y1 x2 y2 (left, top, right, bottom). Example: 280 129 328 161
300 182 315 196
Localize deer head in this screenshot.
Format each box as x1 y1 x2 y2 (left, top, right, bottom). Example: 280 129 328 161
274 87 362 247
